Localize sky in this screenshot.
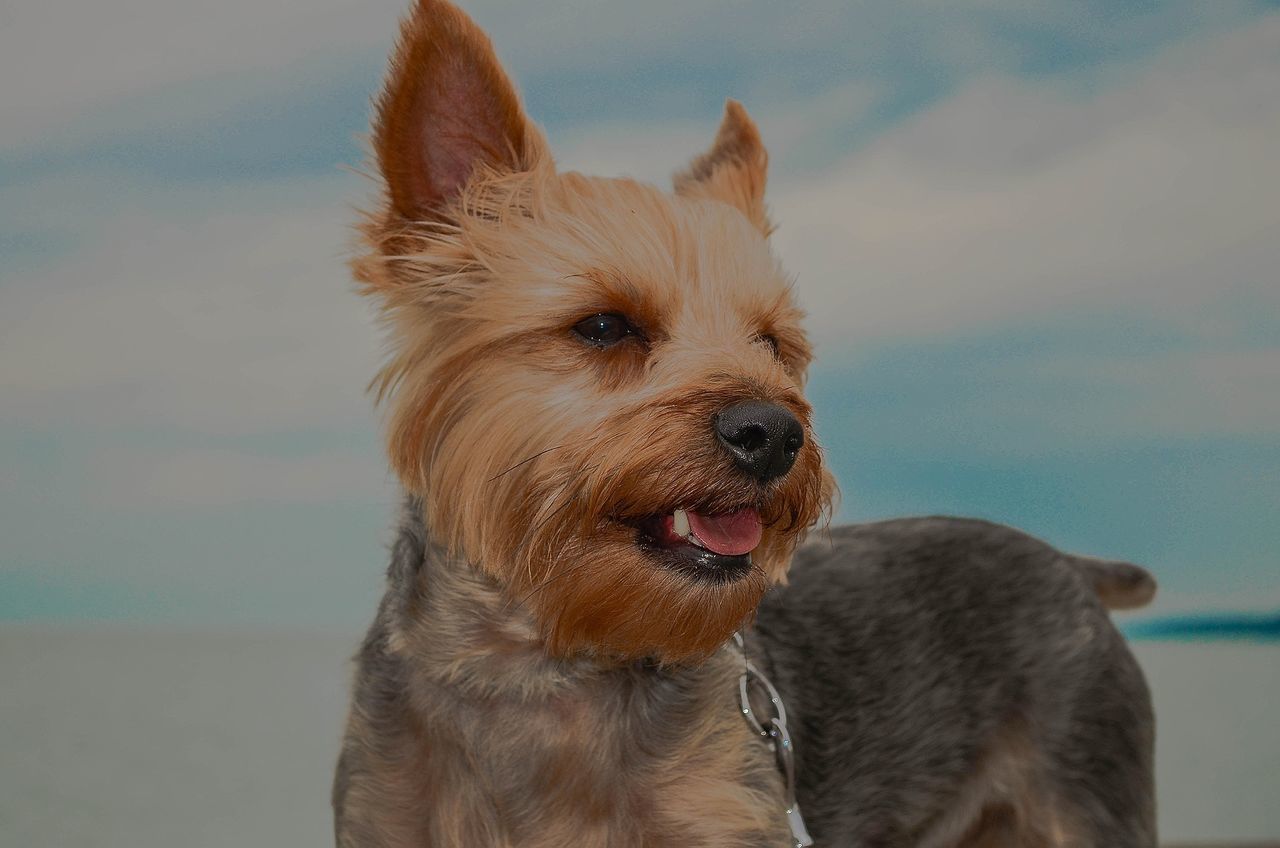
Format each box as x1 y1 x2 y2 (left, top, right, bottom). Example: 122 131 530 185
1 0 1278 629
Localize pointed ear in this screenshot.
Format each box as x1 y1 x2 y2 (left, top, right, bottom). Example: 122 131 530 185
674 100 771 234
373 0 548 221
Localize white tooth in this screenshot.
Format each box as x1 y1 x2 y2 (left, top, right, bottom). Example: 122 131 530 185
672 508 690 539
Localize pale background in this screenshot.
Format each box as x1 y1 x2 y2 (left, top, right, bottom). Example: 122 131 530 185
1 0 1277 845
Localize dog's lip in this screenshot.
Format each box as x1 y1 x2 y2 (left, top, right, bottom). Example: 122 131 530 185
637 538 753 584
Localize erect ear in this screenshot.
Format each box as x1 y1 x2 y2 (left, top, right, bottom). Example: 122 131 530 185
673 100 771 235
373 0 548 222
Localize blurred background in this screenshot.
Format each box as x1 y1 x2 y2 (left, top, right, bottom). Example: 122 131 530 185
1 0 1277 845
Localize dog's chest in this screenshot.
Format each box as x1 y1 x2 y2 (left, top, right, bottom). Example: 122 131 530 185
463 673 793 847
342 661 793 847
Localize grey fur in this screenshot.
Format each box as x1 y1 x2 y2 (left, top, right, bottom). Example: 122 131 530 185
335 505 1156 846
752 518 1155 845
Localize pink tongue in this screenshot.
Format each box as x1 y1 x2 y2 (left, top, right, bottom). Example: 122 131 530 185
687 508 763 556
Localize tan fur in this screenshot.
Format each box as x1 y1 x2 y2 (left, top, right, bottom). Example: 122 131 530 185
355 0 833 664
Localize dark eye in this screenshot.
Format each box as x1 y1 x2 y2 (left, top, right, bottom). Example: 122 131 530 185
756 333 781 357
573 313 635 347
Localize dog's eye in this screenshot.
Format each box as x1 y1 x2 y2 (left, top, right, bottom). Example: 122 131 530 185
573 313 634 347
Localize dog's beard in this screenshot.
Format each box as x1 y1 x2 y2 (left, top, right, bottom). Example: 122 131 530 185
522 524 774 663
436 415 830 663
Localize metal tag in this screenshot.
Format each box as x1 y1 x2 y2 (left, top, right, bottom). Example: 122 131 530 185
786 802 814 848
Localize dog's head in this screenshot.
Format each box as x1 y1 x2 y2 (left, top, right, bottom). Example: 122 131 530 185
357 0 835 663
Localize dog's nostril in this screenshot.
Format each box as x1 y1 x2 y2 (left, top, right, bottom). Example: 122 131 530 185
733 424 767 453
714 401 804 483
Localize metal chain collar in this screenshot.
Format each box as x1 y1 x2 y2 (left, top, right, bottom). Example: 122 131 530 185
732 632 814 848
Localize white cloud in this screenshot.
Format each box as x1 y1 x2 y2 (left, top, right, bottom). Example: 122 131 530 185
0 0 393 151
85 445 393 509
551 80 880 184
0 173 382 438
770 16 1280 348
1 0 1264 153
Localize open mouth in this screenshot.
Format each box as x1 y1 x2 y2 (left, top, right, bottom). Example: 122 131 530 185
633 507 763 583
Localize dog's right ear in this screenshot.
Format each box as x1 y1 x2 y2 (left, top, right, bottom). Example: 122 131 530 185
373 0 548 223
674 100 772 235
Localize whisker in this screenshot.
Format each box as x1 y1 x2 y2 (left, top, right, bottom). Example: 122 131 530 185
487 444 567 484
508 556 599 613
487 431 608 485
514 469 599 586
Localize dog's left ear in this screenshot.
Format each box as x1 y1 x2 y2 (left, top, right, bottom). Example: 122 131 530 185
674 100 771 235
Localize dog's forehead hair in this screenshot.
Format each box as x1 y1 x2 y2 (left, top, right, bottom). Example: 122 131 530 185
664 197 795 339
487 173 798 342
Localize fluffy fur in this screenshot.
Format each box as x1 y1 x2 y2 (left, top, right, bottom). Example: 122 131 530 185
333 1 1156 845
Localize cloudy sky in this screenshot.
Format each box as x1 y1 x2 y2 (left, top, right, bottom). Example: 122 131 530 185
2 0 1278 629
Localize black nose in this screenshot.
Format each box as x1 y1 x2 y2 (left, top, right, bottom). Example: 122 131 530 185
714 401 804 482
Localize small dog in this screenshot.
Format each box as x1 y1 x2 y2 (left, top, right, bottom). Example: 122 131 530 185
333 1 1157 845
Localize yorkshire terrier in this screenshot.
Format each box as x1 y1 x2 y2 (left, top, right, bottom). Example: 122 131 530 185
333 1 1157 845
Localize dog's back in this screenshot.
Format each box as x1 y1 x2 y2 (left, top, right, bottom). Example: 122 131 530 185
754 518 1156 847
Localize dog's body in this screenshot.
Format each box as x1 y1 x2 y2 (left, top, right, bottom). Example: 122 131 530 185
335 504 1154 847
334 1 1157 844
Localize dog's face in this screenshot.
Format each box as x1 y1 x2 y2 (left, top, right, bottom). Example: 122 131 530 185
358 0 834 662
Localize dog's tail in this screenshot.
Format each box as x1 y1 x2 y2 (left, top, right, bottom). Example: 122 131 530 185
1066 554 1157 610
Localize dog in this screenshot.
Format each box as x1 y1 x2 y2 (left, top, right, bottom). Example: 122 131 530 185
333 1 1158 845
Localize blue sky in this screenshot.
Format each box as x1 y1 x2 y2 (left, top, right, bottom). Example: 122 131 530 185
1 0 1278 629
